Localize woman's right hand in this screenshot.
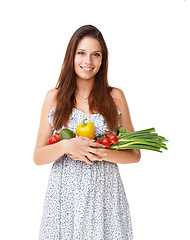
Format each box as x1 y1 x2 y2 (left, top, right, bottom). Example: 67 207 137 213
63 136 106 164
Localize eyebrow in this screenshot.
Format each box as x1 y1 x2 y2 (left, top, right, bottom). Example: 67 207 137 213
76 48 102 53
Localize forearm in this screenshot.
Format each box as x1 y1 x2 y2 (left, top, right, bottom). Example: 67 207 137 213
33 140 68 166
102 148 141 164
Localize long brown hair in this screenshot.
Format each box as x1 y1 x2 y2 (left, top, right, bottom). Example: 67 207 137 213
53 25 119 131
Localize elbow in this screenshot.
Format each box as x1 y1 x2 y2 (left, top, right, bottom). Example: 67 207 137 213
135 149 141 163
33 151 41 166
33 158 40 166
123 149 141 164
34 160 41 166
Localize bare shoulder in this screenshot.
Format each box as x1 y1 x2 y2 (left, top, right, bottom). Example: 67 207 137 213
110 87 126 106
41 88 58 118
43 88 58 109
46 88 58 103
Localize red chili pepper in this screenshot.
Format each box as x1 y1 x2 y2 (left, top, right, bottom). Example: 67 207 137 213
101 137 110 148
48 132 60 145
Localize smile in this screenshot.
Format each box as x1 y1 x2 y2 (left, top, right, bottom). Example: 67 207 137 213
80 66 94 71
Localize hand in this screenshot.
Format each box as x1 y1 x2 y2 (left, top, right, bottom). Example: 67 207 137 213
66 153 96 164
65 136 106 164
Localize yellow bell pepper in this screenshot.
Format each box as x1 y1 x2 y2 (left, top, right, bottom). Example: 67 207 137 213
76 118 95 140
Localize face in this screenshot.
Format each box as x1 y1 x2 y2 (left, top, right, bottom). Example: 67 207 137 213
74 36 102 81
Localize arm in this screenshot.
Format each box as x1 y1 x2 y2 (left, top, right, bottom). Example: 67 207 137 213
103 88 141 164
33 89 66 165
33 89 105 166
100 148 140 164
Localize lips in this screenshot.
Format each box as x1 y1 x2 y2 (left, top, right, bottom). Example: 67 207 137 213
80 66 94 71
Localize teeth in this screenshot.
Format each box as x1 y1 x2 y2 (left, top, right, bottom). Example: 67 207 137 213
81 67 93 71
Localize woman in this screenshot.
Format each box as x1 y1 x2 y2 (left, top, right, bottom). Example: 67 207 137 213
33 25 141 240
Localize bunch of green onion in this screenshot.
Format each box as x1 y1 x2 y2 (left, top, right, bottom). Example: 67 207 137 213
109 127 168 153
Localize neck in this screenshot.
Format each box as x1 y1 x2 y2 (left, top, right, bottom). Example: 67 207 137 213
75 76 94 96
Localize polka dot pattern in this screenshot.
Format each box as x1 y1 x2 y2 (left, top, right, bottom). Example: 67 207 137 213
38 106 133 239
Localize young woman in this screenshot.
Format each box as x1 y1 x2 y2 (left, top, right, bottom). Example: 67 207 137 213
33 25 141 240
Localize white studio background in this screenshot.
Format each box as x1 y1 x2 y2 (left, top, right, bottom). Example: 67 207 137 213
0 0 189 239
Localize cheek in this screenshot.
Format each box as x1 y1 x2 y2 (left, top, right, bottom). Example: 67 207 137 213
74 58 80 74
95 58 102 69
74 56 82 74
74 55 80 66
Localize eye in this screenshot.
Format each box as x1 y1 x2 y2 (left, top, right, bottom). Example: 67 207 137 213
77 51 85 55
93 53 101 57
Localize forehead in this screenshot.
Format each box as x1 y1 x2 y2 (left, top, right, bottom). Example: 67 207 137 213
76 36 102 51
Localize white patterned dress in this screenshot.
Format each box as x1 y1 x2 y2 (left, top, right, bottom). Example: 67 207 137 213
38 106 133 240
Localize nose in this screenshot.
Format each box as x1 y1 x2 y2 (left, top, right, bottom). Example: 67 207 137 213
85 54 92 65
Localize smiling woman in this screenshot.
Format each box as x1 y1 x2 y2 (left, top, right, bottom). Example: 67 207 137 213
34 24 139 240
52 25 121 131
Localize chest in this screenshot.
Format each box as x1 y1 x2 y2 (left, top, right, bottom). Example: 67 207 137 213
66 108 108 137
75 101 99 115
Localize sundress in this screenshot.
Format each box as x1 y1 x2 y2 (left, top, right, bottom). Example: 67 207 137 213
38 106 133 240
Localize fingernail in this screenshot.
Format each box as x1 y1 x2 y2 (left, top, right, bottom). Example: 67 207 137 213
103 153 107 156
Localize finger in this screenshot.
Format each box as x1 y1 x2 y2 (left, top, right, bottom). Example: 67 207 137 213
77 136 89 141
67 154 79 161
77 136 105 148
86 152 102 162
88 147 107 157
88 141 105 148
84 156 93 164
88 147 100 155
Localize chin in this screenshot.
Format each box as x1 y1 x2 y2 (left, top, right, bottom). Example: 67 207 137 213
77 73 96 80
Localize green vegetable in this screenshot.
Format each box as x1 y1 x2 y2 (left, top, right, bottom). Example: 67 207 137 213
60 128 76 140
117 127 129 137
109 127 168 153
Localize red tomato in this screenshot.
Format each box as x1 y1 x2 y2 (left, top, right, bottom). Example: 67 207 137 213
105 131 112 138
101 137 110 148
48 135 57 145
109 134 118 144
54 132 60 141
48 132 60 145
95 140 102 144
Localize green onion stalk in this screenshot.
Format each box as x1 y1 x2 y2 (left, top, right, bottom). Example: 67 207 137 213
109 127 168 153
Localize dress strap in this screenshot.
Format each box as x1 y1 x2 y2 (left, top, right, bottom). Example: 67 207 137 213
47 105 56 128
